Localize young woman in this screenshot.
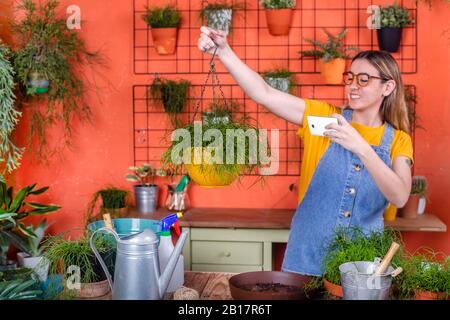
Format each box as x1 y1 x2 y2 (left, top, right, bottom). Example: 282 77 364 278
197 27 413 276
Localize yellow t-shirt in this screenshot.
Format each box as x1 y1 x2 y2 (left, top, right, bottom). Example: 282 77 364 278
297 99 414 206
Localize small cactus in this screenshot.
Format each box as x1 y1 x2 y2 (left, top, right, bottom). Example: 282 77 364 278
411 176 427 196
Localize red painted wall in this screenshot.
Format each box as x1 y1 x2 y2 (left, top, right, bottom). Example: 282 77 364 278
10 0 450 258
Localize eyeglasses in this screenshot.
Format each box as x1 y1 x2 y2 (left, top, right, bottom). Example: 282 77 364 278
342 71 390 87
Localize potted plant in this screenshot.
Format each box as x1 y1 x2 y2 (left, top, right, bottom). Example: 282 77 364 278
200 1 246 35
85 187 129 225
322 227 404 299
376 2 414 52
149 76 191 127
143 5 181 55
398 248 450 300
0 42 24 182
260 0 296 36
299 28 359 85
0 181 60 272
12 0 100 162
44 233 115 299
262 68 295 93
10 219 51 282
126 164 166 213
0 277 42 300
399 176 427 219
162 99 265 187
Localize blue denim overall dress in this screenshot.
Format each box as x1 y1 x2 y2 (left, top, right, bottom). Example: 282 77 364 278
282 108 394 276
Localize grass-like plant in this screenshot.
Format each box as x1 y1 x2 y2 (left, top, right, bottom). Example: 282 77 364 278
143 5 181 28
397 248 450 299
299 28 359 62
85 187 129 224
379 2 414 28
323 227 404 286
149 77 191 127
0 43 23 182
12 0 102 162
261 0 296 9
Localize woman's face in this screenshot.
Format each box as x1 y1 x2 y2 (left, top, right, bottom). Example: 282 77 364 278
345 58 395 111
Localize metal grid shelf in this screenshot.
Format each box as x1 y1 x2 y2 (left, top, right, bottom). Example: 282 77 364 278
133 0 418 75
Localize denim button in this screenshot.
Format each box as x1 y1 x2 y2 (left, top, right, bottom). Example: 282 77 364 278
347 187 356 195
354 164 362 172
344 211 352 218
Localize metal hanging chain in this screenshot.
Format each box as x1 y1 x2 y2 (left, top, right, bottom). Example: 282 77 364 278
191 46 230 123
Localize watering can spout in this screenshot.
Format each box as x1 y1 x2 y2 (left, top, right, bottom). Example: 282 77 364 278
158 230 188 298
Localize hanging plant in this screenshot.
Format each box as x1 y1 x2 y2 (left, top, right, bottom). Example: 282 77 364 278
299 28 360 84
0 42 23 182
149 76 191 128
143 5 181 55
262 68 295 93
12 0 101 162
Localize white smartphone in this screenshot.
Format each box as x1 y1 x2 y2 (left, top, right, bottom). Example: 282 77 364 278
307 116 338 136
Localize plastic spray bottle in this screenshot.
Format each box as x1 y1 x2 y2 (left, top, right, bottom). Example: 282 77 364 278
159 211 184 293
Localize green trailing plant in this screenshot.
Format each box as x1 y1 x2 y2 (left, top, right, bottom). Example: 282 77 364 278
0 181 60 266
323 227 404 286
142 5 181 28
299 28 360 63
126 164 167 186
261 0 296 9
12 0 100 162
411 176 427 196
0 43 24 182
0 278 42 300
44 233 114 286
162 99 266 181
85 187 129 224
149 76 191 127
404 86 423 132
397 248 450 299
379 2 414 28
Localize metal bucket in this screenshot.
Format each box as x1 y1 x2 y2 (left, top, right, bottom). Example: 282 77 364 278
339 261 394 300
134 185 159 213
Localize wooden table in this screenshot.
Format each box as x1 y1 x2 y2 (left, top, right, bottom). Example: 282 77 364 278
178 271 235 300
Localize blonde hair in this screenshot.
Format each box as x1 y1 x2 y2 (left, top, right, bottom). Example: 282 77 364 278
352 51 410 133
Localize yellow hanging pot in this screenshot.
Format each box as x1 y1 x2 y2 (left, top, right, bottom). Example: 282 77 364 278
185 147 242 188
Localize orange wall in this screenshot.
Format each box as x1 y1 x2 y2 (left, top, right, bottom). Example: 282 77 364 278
11 0 450 256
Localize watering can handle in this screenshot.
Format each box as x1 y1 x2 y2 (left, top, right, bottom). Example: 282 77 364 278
89 227 120 291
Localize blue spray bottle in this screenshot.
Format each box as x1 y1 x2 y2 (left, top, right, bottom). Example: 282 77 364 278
159 212 184 293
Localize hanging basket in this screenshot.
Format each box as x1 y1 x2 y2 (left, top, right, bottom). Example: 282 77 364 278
185 147 242 188
27 71 50 94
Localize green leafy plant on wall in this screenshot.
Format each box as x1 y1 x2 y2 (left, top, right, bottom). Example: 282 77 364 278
260 0 295 9
142 5 181 28
12 0 101 162
379 2 414 28
0 43 24 182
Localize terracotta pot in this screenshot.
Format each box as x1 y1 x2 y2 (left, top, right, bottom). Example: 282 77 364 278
415 289 449 300
151 27 178 55
383 204 398 221
323 278 343 298
265 9 293 36
319 58 346 85
74 280 110 298
400 194 420 219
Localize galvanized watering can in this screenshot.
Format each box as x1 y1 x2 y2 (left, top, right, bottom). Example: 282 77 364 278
90 227 188 300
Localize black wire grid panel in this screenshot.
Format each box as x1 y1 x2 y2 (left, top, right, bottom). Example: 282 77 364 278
132 84 416 177
133 0 418 75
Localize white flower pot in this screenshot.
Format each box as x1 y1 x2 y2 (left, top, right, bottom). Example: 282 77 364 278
418 196 426 215
17 252 50 282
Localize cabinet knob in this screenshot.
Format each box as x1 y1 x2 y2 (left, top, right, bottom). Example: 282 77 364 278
225 252 231 257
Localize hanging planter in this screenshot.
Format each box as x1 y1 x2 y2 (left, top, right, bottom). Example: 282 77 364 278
149 76 191 127
27 71 50 94
200 1 246 35
376 3 413 53
299 28 359 85
262 68 294 93
143 5 181 55
261 0 296 36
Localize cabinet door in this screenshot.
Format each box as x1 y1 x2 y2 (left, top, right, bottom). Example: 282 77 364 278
192 241 263 266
